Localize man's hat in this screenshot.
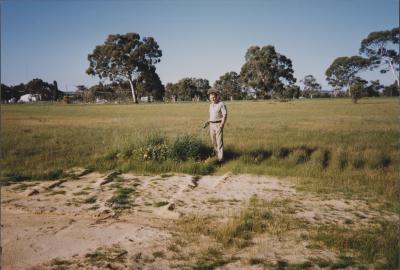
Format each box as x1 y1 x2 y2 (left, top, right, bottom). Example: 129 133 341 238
207 88 219 95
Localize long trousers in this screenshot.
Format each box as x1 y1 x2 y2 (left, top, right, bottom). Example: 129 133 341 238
209 123 224 161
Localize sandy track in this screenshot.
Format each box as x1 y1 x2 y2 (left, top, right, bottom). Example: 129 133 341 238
1 170 396 269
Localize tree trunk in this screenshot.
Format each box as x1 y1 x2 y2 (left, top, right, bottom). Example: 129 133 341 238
128 79 138 104
387 59 400 89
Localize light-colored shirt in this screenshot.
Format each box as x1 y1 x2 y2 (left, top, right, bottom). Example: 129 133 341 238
209 101 227 121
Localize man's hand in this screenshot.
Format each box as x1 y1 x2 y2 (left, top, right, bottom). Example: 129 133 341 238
202 121 210 129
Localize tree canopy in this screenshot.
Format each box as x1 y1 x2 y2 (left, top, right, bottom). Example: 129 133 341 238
1 79 62 102
136 72 165 101
325 56 370 91
301 75 322 98
359 27 400 87
86 32 162 103
240 45 296 98
213 71 243 100
165 78 210 102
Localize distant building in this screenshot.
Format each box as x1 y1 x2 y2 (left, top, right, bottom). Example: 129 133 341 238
18 94 41 103
95 97 108 104
140 96 153 102
8 97 17 103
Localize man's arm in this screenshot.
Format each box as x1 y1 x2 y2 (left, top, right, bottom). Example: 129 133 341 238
220 103 227 129
220 113 227 129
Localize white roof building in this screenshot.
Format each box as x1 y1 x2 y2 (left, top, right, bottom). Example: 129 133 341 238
18 94 41 103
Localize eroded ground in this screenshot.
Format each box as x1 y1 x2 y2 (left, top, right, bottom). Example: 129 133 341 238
1 169 397 269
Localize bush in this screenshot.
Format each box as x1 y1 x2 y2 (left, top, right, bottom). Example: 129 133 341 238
137 133 169 161
169 135 212 161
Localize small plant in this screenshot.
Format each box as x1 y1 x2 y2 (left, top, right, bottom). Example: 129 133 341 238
154 201 169 207
84 245 127 267
191 247 232 270
107 187 135 209
73 191 89 196
48 190 66 196
83 196 97 204
12 182 36 191
248 257 265 265
331 255 356 269
152 251 165 258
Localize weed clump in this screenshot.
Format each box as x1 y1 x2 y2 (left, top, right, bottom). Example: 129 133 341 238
137 133 169 161
169 135 212 161
309 148 330 170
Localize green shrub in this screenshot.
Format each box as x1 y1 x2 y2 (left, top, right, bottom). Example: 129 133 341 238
169 135 212 161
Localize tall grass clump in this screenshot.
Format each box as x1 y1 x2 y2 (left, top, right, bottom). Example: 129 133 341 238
288 147 311 165
336 150 349 171
242 148 272 164
169 135 212 161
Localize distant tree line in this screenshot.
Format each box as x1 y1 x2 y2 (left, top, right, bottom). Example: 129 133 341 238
2 28 398 104
326 27 399 102
1 79 64 102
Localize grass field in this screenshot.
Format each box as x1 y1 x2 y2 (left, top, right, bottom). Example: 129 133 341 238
1 97 399 210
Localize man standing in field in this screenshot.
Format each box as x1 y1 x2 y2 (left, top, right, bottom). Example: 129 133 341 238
204 88 227 162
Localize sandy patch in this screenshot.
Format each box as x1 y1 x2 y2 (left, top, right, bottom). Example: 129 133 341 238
1 170 397 269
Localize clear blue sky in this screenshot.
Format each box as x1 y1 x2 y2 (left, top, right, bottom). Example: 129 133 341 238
1 0 398 91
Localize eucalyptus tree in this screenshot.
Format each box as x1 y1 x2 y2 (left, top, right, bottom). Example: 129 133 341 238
300 75 322 98
135 71 165 101
240 45 296 98
359 27 399 87
214 71 243 100
86 32 162 103
325 56 370 94
165 83 179 102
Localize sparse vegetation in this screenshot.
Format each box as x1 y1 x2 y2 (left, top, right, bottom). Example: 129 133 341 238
83 196 97 204
177 197 305 251
191 246 235 270
107 187 135 209
84 245 127 267
154 201 169 207
48 190 66 196
310 220 399 268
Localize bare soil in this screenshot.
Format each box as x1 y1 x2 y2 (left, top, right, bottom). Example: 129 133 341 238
1 169 397 269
